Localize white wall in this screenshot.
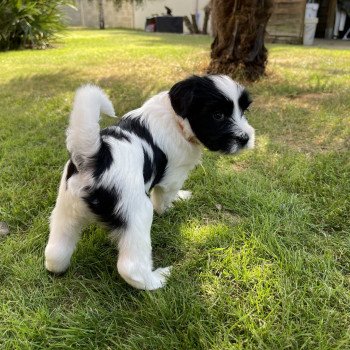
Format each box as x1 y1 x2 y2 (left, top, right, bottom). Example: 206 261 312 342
62 0 211 34
133 0 211 34
63 0 133 28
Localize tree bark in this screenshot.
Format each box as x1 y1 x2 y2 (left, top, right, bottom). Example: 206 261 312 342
191 14 200 34
202 4 211 35
208 0 274 81
98 0 105 29
184 16 195 34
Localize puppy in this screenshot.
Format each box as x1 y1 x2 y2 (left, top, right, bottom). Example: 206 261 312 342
44 75 255 290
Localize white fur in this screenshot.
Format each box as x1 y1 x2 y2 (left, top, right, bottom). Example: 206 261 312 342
66 85 116 169
45 161 92 274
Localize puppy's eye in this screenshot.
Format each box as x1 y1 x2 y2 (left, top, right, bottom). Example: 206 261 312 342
213 113 225 121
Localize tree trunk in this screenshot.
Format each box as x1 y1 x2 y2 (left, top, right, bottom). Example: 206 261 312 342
191 14 200 34
184 16 195 34
98 0 105 30
208 0 274 81
202 4 211 35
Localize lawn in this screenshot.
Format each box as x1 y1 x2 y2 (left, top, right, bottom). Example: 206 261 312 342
0 29 349 349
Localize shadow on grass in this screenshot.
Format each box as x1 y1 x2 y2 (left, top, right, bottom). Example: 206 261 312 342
0 69 158 99
0 69 175 121
109 29 212 48
0 69 87 96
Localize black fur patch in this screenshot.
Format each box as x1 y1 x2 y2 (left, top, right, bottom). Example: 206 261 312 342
142 147 153 184
150 145 167 190
89 128 129 181
238 89 252 113
118 117 153 145
84 186 126 230
101 127 130 142
92 140 113 179
169 75 236 153
118 116 168 189
66 159 78 182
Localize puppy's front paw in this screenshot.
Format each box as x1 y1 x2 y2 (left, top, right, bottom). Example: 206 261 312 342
146 266 172 290
118 258 172 290
44 244 71 274
176 190 192 201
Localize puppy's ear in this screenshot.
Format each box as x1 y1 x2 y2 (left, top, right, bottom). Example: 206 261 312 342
169 78 195 118
238 89 252 112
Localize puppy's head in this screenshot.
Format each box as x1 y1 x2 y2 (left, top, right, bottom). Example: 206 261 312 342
169 75 255 154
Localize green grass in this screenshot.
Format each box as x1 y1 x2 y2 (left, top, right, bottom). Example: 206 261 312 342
0 29 349 349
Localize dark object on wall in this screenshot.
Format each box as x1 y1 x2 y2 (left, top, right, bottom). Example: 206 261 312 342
145 16 183 33
165 6 173 16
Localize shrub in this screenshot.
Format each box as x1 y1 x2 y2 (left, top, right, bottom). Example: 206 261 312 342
0 0 73 51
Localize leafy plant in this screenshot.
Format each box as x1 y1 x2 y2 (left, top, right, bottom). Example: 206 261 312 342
0 0 74 50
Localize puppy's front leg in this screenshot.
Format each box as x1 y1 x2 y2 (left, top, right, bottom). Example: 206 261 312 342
151 186 192 215
117 196 171 290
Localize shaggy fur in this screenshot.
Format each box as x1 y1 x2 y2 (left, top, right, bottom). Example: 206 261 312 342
44 75 255 290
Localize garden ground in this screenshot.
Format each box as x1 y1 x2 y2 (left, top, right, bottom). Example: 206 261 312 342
0 29 349 349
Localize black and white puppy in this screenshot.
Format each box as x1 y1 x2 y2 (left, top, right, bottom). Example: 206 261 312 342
44 75 255 290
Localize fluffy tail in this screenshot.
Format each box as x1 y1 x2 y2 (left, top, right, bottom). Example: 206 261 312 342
66 85 116 170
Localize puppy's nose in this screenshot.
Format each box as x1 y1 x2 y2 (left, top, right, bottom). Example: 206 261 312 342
237 135 249 147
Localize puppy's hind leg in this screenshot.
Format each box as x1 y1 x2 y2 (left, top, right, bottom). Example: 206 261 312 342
151 186 192 215
45 162 87 274
117 195 171 290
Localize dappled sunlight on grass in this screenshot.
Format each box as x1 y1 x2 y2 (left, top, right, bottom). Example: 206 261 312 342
252 91 350 153
200 243 276 304
179 220 243 248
